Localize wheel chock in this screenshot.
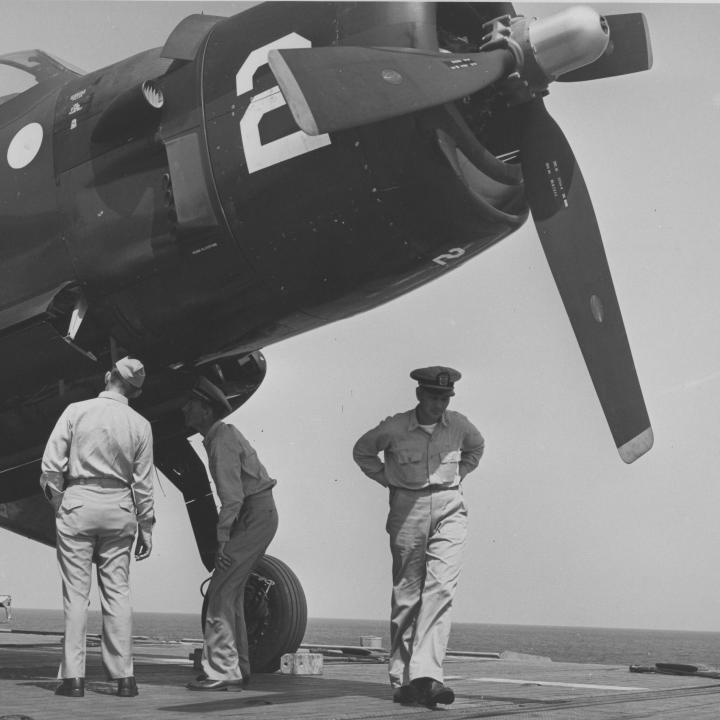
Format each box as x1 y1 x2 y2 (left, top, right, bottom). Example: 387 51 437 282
280 652 323 675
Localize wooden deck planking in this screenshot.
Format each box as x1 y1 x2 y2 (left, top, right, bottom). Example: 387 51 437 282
2 633 720 719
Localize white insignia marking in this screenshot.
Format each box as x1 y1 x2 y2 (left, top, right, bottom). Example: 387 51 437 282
7 123 43 169
432 248 466 266
446 57 478 70
381 69 403 85
191 242 219 256
236 33 331 174
545 160 569 208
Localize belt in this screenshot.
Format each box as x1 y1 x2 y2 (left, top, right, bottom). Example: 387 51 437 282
66 477 129 489
391 484 459 492
244 487 274 500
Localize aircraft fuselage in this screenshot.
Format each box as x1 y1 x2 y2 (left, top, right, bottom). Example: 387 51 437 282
0 3 525 378
0 2 527 525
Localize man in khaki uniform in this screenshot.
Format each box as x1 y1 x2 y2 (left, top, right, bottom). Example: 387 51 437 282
40 357 155 698
182 379 278 691
353 366 484 707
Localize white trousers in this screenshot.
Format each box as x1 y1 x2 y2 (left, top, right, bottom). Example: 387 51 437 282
201 490 278 681
386 486 468 688
55 482 137 679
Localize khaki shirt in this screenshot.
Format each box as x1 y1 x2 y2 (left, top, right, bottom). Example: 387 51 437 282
40 391 155 532
353 408 485 490
203 421 276 542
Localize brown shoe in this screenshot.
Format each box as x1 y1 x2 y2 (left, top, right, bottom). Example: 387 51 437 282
117 676 138 697
55 678 85 697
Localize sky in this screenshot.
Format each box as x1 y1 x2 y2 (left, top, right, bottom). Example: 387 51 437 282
1 1 720 634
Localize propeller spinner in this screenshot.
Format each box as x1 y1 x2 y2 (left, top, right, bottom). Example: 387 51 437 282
268 5 654 462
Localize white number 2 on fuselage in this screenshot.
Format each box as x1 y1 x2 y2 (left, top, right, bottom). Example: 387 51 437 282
236 33 331 174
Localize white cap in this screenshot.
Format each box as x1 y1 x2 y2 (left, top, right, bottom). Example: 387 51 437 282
115 357 146 389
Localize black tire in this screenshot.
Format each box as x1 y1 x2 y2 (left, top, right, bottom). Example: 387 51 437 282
201 554 307 673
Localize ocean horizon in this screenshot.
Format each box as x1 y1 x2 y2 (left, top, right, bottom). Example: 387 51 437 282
6 608 720 668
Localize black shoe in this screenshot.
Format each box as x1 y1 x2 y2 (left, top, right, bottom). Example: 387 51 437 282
55 678 85 697
392 685 417 704
411 677 455 707
117 676 138 697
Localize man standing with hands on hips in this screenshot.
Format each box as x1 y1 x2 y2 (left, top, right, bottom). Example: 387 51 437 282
353 366 484 707
40 357 155 699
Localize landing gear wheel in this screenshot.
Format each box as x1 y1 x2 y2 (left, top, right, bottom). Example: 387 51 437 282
201 554 307 673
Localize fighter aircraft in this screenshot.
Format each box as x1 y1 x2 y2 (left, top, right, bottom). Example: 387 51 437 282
0 2 653 670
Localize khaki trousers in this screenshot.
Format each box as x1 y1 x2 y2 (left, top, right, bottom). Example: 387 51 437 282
201 490 278 681
55 481 138 679
386 486 468 688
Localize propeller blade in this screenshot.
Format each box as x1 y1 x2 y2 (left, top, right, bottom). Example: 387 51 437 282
517 99 652 463
558 13 652 82
268 45 516 135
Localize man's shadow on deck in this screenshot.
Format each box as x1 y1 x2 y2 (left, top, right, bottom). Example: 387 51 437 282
7 653 403 708
155 670 394 713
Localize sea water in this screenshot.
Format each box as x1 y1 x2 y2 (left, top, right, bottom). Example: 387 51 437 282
8 608 720 668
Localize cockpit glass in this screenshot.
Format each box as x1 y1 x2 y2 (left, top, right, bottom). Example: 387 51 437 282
0 65 35 104
0 50 82 106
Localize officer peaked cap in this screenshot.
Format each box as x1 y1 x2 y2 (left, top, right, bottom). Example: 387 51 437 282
191 377 232 414
410 366 461 395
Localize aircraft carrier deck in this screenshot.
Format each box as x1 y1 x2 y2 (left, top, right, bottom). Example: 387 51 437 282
2 629 720 719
